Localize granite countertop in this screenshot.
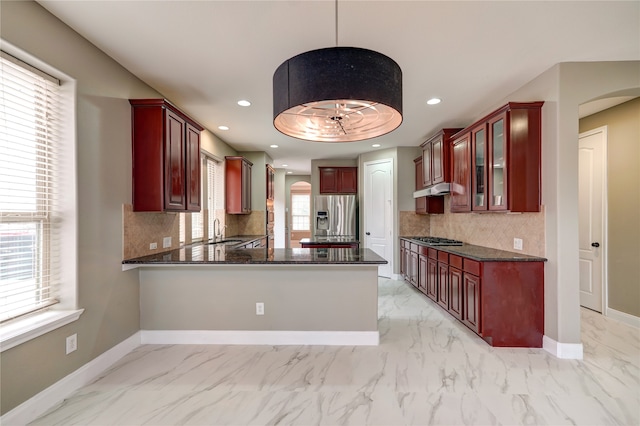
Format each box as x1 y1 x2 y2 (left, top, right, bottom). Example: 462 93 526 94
123 245 387 265
299 237 360 244
400 236 546 262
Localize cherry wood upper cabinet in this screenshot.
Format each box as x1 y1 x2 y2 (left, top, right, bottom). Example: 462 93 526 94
225 156 253 214
130 99 203 212
452 102 543 213
319 167 358 194
266 164 275 201
421 128 462 188
451 133 472 212
414 156 444 215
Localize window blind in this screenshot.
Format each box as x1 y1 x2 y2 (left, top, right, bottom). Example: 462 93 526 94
0 52 61 322
291 193 310 230
206 157 220 240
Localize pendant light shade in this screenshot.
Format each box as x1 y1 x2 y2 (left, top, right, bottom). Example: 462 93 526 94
273 47 402 142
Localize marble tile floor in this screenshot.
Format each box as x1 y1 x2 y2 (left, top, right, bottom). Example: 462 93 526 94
32 278 640 425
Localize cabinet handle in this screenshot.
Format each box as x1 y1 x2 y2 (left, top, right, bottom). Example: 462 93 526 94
591 242 600 248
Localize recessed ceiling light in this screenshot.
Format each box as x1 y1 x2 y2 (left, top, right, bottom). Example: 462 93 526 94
270 144 279 148
282 164 288 167
427 98 441 105
372 144 381 148
287 171 293 174
237 100 251 107
218 125 229 131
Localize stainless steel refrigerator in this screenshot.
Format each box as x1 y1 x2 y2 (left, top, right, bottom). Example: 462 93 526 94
314 195 357 237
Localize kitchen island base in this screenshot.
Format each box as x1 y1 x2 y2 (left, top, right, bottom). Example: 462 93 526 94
139 264 379 346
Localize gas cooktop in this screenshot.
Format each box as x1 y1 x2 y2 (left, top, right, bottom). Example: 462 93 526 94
411 236 464 246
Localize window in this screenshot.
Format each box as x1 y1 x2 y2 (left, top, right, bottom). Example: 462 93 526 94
291 193 310 231
180 155 221 244
0 52 60 322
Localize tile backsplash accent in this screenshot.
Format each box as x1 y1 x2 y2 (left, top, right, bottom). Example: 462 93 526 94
226 210 266 236
399 211 430 237
122 204 180 260
429 197 545 257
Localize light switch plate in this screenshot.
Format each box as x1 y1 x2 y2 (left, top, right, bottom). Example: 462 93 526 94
150 242 158 250
163 236 172 248
513 238 523 250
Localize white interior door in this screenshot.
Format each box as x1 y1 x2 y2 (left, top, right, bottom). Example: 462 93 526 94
579 126 607 312
364 159 393 278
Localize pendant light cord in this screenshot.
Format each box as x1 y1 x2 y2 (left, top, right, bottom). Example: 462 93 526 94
335 0 338 47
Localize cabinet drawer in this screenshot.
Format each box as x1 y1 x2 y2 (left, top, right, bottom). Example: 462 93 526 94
463 258 481 275
410 243 419 252
450 254 462 269
438 251 449 263
428 248 438 260
419 246 429 256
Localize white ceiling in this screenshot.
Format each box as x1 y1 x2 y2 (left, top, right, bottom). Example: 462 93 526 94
37 0 639 174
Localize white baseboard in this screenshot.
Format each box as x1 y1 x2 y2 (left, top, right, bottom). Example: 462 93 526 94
543 335 584 359
1 332 141 426
605 307 640 328
141 330 380 346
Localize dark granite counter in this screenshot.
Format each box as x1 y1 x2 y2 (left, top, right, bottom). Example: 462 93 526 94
123 246 387 265
299 237 360 246
400 237 546 262
204 234 266 248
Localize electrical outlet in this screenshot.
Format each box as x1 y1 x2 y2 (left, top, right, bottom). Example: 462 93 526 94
150 242 158 250
256 302 264 316
163 236 172 248
513 238 523 250
66 333 77 354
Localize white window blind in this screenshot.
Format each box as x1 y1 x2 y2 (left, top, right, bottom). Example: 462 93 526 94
0 52 61 322
291 193 310 231
206 157 220 240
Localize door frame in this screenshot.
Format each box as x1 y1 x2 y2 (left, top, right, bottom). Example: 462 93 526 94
578 125 609 316
362 158 394 277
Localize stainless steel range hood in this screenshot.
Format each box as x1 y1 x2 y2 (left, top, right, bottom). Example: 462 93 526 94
413 182 451 198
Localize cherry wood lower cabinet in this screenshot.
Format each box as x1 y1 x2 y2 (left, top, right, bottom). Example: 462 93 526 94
399 238 544 347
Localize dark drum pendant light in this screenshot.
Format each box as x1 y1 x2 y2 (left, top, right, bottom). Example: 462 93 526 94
273 47 402 142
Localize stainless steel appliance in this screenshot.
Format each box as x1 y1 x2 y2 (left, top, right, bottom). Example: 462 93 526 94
314 195 357 237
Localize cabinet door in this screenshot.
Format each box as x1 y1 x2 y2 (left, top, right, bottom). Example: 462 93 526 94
185 123 201 211
339 168 358 193
410 250 419 288
451 134 471 212
241 160 252 213
266 165 275 201
164 109 186 211
422 142 433 187
437 261 449 309
488 112 508 211
432 136 445 184
414 157 426 214
448 267 463 320
319 168 339 193
418 254 428 293
463 273 481 333
426 257 438 301
471 124 487 211
400 244 406 279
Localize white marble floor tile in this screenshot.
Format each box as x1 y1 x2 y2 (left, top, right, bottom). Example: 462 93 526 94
30 278 640 425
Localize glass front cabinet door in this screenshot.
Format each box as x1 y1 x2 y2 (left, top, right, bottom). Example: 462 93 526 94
488 113 508 211
471 124 487 211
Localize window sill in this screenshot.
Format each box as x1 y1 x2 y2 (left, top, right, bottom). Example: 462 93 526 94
0 309 84 352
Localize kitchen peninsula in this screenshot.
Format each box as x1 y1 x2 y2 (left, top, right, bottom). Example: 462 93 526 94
123 245 387 346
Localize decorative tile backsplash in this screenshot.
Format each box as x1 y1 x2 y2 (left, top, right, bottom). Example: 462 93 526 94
402 197 545 257
122 204 180 260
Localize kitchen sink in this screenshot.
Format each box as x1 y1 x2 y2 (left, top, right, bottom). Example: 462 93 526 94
208 239 242 245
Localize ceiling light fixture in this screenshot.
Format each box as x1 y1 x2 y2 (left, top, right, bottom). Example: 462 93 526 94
238 100 251 107
427 98 441 105
218 125 229 131
272 0 402 142
372 144 381 148
282 164 288 167
270 144 279 148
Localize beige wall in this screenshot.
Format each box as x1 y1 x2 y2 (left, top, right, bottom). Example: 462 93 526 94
579 98 640 317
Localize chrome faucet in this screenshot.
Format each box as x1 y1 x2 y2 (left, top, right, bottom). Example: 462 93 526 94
213 218 220 242
220 225 227 240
